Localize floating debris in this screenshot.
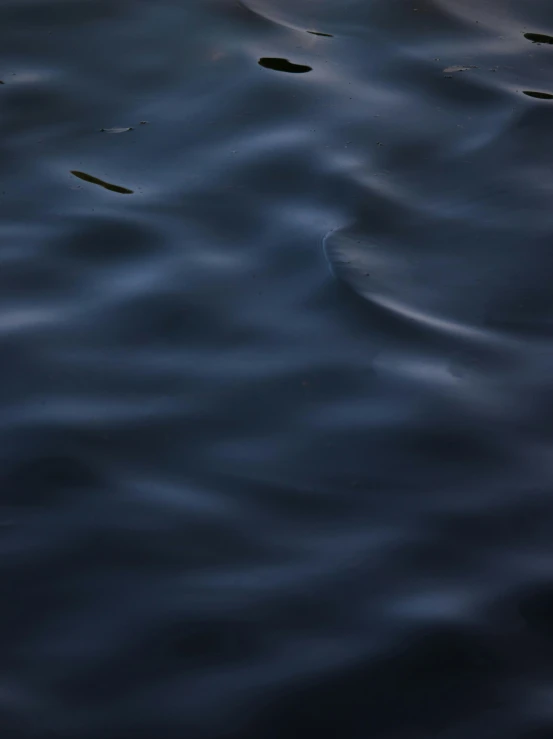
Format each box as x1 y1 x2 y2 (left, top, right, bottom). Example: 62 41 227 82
443 65 478 73
523 90 553 99
99 127 133 133
307 30 333 38
258 57 312 74
70 170 133 194
524 32 553 44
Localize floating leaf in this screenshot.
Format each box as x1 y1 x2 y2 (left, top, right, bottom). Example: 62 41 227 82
524 32 553 44
307 30 333 37
258 57 312 73
523 90 553 99
71 170 133 194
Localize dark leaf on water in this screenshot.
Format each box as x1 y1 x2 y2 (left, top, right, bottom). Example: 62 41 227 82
100 127 133 133
524 32 553 44
70 170 133 194
523 90 553 100
258 58 312 74
307 30 333 37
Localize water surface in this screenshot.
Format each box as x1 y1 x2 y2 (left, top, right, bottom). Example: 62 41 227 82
2 1 553 737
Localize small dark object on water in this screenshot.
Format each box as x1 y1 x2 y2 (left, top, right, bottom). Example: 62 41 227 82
523 90 553 100
524 32 553 44
71 170 133 194
443 65 478 73
307 30 333 37
258 58 312 74
99 127 133 133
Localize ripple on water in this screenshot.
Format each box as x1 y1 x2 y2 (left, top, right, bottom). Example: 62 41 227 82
1 0 553 737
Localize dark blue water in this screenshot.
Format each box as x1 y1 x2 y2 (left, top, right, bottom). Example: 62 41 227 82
2 1 553 736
